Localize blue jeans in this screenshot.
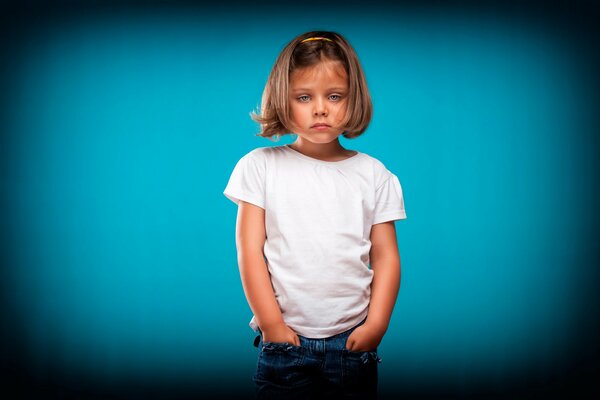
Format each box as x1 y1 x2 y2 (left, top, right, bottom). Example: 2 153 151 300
252 317 381 399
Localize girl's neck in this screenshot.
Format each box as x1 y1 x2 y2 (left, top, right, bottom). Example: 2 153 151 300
289 139 354 162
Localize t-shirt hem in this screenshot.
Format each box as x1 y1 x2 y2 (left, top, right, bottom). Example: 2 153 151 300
373 210 407 225
290 309 370 338
249 309 370 339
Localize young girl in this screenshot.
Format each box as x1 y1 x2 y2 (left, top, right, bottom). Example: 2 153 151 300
224 30 407 399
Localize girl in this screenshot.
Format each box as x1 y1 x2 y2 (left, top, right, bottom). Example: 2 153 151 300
224 30 407 399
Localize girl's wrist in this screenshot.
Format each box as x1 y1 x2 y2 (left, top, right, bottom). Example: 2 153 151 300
364 318 388 335
258 318 286 333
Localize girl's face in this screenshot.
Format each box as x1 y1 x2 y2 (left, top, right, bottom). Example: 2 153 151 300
288 60 349 144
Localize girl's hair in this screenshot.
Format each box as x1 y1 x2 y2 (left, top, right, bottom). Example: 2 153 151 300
250 30 373 141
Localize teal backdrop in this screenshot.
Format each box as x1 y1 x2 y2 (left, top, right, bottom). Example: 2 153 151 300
2 1 598 398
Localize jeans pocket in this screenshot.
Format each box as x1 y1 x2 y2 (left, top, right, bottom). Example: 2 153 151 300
342 348 381 364
255 341 306 385
262 341 304 350
341 348 380 397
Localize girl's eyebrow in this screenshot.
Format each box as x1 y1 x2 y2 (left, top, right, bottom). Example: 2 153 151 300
291 87 347 92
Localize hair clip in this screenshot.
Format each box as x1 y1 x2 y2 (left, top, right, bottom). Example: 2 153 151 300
301 37 333 43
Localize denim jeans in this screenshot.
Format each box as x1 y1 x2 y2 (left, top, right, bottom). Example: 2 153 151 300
252 317 381 400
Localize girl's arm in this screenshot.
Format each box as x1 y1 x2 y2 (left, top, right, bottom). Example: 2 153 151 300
346 220 400 351
366 221 401 336
236 201 294 340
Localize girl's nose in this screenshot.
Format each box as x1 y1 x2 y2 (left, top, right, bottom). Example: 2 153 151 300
313 103 328 116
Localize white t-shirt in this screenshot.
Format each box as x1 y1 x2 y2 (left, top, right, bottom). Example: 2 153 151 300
223 144 407 338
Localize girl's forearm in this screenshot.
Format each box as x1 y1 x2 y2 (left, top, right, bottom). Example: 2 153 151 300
366 258 401 334
238 251 285 331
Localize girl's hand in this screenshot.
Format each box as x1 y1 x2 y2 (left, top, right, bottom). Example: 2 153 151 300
345 322 385 352
261 322 302 347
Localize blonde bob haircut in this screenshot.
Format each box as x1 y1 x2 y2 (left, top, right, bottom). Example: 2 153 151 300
250 30 373 141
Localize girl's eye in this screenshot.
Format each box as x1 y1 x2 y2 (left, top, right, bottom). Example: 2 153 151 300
296 94 342 102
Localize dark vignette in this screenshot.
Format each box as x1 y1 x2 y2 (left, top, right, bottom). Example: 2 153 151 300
1 0 598 399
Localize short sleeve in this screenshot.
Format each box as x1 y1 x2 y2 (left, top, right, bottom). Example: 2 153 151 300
372 173 407 225
223 152 265 209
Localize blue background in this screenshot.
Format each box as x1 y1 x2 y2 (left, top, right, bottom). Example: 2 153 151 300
2 1 599 398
